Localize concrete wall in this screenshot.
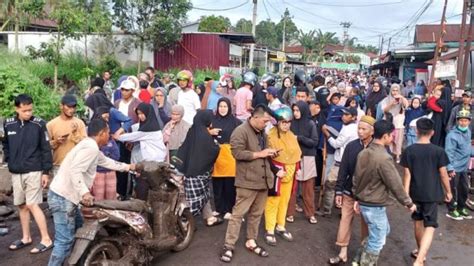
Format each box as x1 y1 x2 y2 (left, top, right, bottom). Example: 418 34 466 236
4 31 155 67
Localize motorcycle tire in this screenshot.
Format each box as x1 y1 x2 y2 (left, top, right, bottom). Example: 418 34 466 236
78 240 122 265
172 209 195 252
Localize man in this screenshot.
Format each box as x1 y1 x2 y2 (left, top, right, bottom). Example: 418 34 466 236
102 70 114 100
47 119 136 266
446 91 473 133
312 75 330 112
47 95 87 178
176 70 200 125
145 66 163 89
264 86 282 110
445 109 473 220
319 107 358 216
328 115 374 265
235 72 257 121
3 94 53 254
114 79 141 124
220 105 282 262
401 118 452 266
295 86 310 103
352 120 416 265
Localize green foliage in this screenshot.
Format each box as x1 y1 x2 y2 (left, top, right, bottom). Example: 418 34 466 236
275 8 299 47
234 18 252 33
0 0 45 31
198 15 231 33
256 19 279 49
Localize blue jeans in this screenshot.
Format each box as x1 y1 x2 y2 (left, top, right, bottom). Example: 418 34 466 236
359 205 390 255
406 127 417 147
47 191 83 266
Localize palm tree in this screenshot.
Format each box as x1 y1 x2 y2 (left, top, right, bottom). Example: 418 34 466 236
297 29 316 71
314 29 337 63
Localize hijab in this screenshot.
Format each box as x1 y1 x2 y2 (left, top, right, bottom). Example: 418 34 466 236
212 97 241 144
135 102 161 132
380 84 404 116
176 110 220 176
268 123 302 165
405 98 425 126
366 81 387 116
151 87 172 128
85 93 114 113
291 101 312 138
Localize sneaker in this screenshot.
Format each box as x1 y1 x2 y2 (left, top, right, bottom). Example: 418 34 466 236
459 208 473 220
223 212 232 220
446 210 463 221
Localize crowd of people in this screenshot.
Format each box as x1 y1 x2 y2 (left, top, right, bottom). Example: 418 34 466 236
1 66 473 266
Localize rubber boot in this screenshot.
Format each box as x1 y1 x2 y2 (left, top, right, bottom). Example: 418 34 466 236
352 238 368 266
360 249 379 266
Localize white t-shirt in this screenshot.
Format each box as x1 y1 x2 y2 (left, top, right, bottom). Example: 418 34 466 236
178 89 201 125
118 100 131 116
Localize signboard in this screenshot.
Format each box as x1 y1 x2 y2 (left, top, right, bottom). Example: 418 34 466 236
219 66 242 76
434 59 456 78
319 62 359 70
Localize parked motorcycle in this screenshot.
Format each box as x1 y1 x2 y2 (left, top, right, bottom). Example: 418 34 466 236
68 162 195 265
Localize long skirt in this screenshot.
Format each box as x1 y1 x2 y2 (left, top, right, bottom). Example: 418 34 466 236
184 171 211 216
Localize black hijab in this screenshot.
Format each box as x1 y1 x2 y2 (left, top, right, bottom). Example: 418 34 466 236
136 102 161 132
366 81 387 116
212 97 241 144
176 110 220 176
85 93 114 112
291 101 312 137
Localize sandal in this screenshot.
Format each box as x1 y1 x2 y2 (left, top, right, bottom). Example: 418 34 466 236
410 249 427 262
309 216 318 224
206 217 224 227
329 255 347 265
264 233 277 246
286 216 294 223
246 243 269 257
275 229 293 242
220 247 233 263
30 242 54 254
9 240 32 251
295 204 303 213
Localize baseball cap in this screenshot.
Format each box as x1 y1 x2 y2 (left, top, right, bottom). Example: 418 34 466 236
462 91 472 97
341 107 357 117
263 86 279 97
120 79 136 90
61 95 77 106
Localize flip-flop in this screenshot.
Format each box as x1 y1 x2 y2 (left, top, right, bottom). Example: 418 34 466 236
206 217 224 227
246 243 268 257
30 243 54 254
410 249 426 262
9 240 32 251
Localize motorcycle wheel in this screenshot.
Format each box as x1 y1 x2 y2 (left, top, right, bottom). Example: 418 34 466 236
79 241 122 265
172 209 195 252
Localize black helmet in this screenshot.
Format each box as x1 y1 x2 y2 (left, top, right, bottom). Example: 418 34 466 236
294 69 305 86
261 73 276 86
242 71 257 87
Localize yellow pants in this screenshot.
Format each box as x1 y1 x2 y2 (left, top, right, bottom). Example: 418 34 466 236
265 171 294 233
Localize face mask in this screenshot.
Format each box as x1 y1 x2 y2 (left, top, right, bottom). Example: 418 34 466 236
457 126 469 132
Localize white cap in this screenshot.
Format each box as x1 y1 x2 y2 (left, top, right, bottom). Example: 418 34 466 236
120 79 135 90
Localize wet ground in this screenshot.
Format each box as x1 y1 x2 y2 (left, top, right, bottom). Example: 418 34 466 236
0 196 472 266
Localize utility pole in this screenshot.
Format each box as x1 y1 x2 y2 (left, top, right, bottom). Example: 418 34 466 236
282 14 286 52
457 0 469 79
460 5 473 90
387 37 392 52
379 35 384 56
428 0 448 91
249 0 258 69
340 21 352 63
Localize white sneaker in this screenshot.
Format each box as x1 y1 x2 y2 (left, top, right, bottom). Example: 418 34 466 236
212 211 220 216
224 213 232 220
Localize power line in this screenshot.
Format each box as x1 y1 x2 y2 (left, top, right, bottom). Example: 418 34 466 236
192 0 249 11
300 0 406 7
262 0 272 20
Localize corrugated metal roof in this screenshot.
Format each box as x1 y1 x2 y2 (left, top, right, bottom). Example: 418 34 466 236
415 24 473 44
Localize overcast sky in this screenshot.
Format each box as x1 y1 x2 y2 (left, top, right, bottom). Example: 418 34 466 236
188 0 464 49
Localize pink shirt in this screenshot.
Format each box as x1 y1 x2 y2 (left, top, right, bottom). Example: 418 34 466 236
234 87 253 120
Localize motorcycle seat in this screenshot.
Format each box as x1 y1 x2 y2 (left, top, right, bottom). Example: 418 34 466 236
93 199 150 213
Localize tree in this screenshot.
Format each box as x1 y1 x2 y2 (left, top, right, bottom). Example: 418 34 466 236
256 19 279 48
112 0 192 73
26 1 85 90
275 8 298 50
234 18 252 33
297 29 316 72
314 30 338 62
0 0 45 52
198 15 231 33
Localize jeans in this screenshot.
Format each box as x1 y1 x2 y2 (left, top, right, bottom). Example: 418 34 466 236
359 205 390 255
47 191 84 266
406 127 417 147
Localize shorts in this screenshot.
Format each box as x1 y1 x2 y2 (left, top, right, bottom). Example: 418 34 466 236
411 202 438 228
11 171 43 206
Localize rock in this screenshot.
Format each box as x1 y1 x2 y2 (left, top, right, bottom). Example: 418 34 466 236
0 205 13 217
0 166 12 194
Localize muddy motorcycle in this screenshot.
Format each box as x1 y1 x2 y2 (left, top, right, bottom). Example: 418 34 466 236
68 162 195 265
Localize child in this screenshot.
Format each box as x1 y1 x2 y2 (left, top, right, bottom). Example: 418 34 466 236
404 97 425 147
401 118 452 265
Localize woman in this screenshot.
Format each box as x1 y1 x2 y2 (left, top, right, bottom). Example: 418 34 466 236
345 97 365 122
217 74 237 110
85 93 132 136
404 97 425 147
162 105 191 159
207 81 222 111
264 106 302 246
117 103 167 199
280 76 296 105
90 107 120 200
175 110 222 226
287 101 318 224
151 87 172 128
379 83 409 162
211 98 242 219
365 80 387 118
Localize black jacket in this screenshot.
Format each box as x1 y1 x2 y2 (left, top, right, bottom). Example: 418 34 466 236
335 138 372 197
2 116 53 174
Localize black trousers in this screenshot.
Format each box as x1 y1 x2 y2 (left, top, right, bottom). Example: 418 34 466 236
447 172 469 211
116 142 132 199
212 177 236 214
315 149 324 187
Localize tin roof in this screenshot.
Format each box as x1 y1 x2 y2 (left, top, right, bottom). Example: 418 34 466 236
414 24 473 44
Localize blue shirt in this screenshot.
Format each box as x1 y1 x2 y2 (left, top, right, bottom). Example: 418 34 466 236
109 108 132 133
445 127 474 172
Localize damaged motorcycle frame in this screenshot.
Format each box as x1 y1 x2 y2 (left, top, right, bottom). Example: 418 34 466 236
68 162 195 265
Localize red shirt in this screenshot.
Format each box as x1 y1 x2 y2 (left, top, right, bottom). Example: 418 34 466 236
139 89 152 104
427 96 443 113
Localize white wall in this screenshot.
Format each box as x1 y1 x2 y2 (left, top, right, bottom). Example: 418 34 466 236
5 31 155 67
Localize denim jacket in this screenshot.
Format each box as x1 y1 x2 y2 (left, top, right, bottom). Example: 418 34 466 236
445 127 474 172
